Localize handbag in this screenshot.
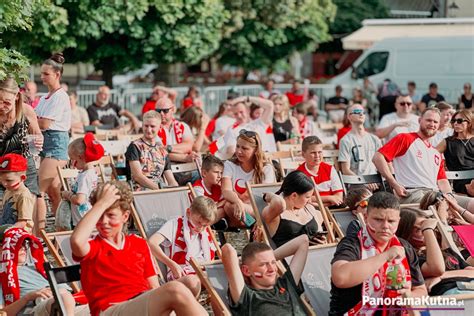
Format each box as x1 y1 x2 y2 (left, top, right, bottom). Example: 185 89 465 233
55 199 72 231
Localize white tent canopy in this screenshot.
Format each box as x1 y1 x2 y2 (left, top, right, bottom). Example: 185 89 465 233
342 18 474 50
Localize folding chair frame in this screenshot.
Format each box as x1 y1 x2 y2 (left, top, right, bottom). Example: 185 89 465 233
44 262 82 316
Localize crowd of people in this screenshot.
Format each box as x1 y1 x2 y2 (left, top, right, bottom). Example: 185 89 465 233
0 53 473 316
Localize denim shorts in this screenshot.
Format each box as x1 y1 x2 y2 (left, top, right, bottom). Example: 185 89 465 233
40 130 69 161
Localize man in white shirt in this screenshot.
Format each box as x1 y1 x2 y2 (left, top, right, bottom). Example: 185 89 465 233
209 96 275 160
338 104 382 187
376 95 419 142
373 108 474 213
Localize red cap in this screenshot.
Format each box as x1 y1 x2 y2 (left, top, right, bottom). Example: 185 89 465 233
0 153 28 172
84 133 104 163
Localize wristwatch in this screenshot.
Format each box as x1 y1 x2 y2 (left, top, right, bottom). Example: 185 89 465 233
166 145 173 153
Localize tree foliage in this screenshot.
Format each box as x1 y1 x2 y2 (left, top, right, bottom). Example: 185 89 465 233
2 0 337 84
217 0 336 70
330 0 389 35
0 0 68 81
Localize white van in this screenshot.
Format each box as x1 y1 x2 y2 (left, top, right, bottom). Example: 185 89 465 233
330 36 474 102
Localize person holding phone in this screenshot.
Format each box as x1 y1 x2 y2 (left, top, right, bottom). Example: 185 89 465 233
261 170 327 247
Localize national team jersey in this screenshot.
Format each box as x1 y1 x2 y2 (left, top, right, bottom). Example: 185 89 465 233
378 132 446 189
193 179 223 203
297 162 343 196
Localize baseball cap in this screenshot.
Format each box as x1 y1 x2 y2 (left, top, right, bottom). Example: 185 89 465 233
0 153 28 172
84 133 105 163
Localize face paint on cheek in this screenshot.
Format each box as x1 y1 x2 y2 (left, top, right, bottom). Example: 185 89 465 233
108 221 122 227
11 182 21 190
253 271 263 278
367 222 378 234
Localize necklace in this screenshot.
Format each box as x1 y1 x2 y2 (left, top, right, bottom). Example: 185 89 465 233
459 137 472 147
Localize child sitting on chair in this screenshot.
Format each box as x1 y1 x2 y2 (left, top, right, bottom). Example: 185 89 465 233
148 196 217 285
0 154 35 233
297 136 344 207
71 181 207 316
61 132 104 227
0 226 86 316
222 235 309 315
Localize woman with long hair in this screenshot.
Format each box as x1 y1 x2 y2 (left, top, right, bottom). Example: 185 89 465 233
0 78 43 232
221 130 276 227
397 208 474 296
436 109 474 196
34 53 71 231
261 170 326 247
180 106 210 152
271 94 299 143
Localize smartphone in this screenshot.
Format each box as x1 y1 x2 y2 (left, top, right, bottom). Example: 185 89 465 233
243 213 256 227
313 231 328 238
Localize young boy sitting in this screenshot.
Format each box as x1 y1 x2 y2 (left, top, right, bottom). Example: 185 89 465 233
222 234 309 315
0 226 87 316
0 154 35 233
148 196 217 286
297 136 344 207
61 133 103 227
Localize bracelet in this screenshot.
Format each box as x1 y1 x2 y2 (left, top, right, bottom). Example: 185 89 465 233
262 193 268 203
447 192 455 198
461 209 467 217
422 227 435 233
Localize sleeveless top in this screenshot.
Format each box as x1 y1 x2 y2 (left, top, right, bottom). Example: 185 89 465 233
272 118 293 142
444 137 474 195
272 206 319 248
461 94 473 109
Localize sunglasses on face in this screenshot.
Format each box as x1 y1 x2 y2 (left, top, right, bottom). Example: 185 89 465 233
155 108 172 114
350 109 365 115
451 118 468 124
399 102 412 106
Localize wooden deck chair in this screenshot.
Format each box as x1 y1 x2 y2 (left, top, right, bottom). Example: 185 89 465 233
330 207 355 236
339 172 386 195
322 149 339 167
170 160 201 180
297 243 338 316
276 142 300 152
426 293 474 316
57 166 79 191
429 205 464 258
265 150 294 161
278 158 300 177
117 134 142 141
40 229 93 293
246 182 282 248
190 257 316 316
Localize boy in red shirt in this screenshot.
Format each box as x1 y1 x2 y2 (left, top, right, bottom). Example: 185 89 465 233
70 181 207 316
297 136 344 207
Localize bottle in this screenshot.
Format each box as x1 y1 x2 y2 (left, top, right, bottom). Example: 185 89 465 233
384 258 407 316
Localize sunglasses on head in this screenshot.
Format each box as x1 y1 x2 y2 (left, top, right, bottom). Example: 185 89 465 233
350 109 365 115
451 118 468 124
399 102 412 106
239 129 257 138
358 199 369 208
155 108 172 114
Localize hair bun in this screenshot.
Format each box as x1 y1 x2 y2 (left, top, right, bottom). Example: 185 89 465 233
50 53 65 64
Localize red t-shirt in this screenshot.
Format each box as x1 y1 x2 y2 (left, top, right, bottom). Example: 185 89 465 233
193 179 223 203
285 92 304 106
297 162 343 196
74 234 157 316
142 100 157 114
336 126 351 149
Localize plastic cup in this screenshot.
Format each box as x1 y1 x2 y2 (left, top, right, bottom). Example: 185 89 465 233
26 134 39 156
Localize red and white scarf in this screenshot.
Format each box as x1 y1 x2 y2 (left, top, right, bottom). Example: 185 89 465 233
298 117 308 138
167 215 216 280
0 228 46 305
158 120 185 146
345 225 411 316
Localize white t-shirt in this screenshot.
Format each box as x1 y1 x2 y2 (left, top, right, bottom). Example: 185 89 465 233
71 169 98 225
162 120 193 146
430 128 453 147
35 88 71 131
378 112 419 142
217 118 277 160
223 160 276 196
213 116 235 140
338 131 382 175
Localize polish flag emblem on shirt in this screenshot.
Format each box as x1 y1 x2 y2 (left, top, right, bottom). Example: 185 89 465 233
434 155 440 165
234 179 247 194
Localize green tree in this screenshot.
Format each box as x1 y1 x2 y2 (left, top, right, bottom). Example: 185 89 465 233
0 0 68 81
330 0 389 35
4 0 230 86
217 0 336 70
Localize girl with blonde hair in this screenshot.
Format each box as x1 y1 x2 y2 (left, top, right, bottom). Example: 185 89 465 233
222 130 276 227
271 94 300 143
